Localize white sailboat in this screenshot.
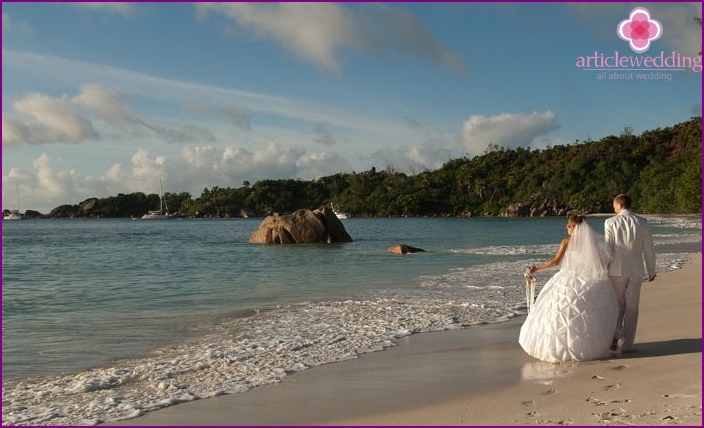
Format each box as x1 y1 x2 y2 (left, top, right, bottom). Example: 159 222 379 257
331 203 348 219
3 180 23 220
3 210 23 220
140 180 173 220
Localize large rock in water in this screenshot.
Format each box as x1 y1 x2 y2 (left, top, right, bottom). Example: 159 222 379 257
248 206 353 244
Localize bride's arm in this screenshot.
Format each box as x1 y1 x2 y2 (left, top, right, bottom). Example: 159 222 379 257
529 237 570 274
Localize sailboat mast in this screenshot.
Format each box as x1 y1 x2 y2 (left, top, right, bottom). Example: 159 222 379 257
159 179 170 214
159 179 164 213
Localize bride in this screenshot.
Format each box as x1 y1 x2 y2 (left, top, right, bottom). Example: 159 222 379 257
519 215 619 363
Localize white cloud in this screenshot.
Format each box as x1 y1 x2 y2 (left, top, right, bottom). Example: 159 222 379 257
3 92 100 145
71 83 133 127
295 151 352 179
2 84 216 147
176 142 354 196
371 144 456 173
2 12 32 34
196 2 464 74
461 111 559 155
2 50 401 141
3 142 357 213
3 153 108 211
644 2 703 56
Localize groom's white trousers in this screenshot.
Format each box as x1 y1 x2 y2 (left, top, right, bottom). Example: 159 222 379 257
610 276 642 350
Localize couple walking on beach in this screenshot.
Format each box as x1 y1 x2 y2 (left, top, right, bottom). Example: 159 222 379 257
519 194 657 363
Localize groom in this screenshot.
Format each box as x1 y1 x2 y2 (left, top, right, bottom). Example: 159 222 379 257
604 194 656 353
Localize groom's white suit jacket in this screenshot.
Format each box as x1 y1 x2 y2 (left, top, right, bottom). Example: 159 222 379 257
604 209 656 278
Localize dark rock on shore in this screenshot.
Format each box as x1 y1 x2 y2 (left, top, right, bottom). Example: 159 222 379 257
505 199 573 217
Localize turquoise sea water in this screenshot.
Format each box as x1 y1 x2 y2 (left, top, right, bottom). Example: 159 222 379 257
2 216 700 425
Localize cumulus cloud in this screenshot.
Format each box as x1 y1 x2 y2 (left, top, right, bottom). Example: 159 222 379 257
371 144 455 173
3 92 100 145
176 142 353 195
71 83 134 129
2 151 158 213
184 142 351 184
5 153 107 210
105 149 167 191
2 84 215 147
196 2 464 74
4 140 357 212
295 150 353 179
461 111 559 155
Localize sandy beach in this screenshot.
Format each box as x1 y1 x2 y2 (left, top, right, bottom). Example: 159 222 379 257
109 254 701 426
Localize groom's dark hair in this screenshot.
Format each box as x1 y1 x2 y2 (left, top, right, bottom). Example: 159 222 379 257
614 194 631 209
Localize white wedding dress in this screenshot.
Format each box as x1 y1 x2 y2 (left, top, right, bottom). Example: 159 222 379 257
519 222 619 363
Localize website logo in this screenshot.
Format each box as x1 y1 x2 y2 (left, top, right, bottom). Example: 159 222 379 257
575 5 701 79
617 7 662 53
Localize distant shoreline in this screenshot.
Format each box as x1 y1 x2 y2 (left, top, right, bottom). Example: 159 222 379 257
5 212 702 220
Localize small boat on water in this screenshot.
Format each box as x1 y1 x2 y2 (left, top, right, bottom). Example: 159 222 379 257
331 203 348 219
140 180 174 220
3 210 23 220
140 210 172 220
3 180 24 220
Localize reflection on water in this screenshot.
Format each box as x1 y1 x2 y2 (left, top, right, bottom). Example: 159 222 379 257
521 360 573 384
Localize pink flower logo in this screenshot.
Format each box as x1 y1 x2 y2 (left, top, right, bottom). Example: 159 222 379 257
617 7 662 53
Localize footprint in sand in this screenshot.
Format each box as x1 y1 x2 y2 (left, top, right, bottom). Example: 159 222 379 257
664 393 698 399
522 400 537 417
613 364 629 370
587 396 607 406
604 382 621 391
591 374 620 392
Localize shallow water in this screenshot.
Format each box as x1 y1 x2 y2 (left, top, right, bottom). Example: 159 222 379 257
2 216 700 425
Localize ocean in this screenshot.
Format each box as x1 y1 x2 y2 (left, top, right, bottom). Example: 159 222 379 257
2 215 701 425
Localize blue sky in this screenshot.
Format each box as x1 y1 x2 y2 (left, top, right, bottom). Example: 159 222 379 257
2 2 702 213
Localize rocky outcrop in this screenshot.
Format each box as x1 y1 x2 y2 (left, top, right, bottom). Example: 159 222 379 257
504 199 573 217
49 204 80 218
80 198 98 212
386 244 426 254
506 202 532 217
248 206 353 244
24 210 44 219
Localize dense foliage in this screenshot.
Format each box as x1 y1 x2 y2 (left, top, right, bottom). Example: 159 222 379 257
45 117 703 218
